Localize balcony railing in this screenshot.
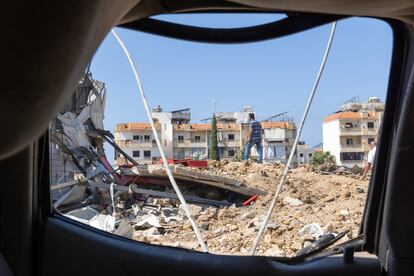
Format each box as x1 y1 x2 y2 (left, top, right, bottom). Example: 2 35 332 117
340 144 362 148
115 140 156 148
339 144 371 152
174 139 208 147
340 127 361 132
174 140 191 147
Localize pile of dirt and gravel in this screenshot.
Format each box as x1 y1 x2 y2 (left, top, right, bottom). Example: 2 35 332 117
129 161 368 257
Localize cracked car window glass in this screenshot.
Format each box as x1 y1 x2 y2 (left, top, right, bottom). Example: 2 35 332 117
49 14 391 257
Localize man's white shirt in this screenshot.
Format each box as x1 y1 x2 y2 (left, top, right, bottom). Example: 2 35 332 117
367 146 377 164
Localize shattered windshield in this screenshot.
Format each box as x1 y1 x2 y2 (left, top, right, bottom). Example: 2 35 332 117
49 14 391 258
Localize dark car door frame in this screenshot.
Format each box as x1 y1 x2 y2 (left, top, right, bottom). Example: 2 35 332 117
0 3 412 276
32 16 410 276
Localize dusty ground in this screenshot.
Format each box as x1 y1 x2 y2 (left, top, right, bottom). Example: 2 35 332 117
130 161 369 257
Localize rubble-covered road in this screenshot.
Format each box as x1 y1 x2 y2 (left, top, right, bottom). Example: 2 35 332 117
129 161 368 257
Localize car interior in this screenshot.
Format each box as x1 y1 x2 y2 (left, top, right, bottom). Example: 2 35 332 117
1 1 414 275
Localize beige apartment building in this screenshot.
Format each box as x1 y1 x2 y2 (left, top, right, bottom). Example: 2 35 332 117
322 97 384 168
114 106 298 165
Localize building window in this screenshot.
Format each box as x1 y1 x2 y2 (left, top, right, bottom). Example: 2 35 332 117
132 150 140 158
164 123 167 130
178 135 184 141
194 135 201 142
133 135 140 140
299 153 304 157
144 135 150 142
368 138 375 144
341 152 364 161
309 153 313 158
345 122 353 128
144 151 151 158
228 134 235 140
346 138 353 145
164 139 167 147
228 149 235 157
367 122 375 128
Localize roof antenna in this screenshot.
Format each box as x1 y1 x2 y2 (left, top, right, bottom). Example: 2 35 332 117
250 21 338 255
111 29 208 253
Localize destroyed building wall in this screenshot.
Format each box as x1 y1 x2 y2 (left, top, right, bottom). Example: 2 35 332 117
49 73 107 191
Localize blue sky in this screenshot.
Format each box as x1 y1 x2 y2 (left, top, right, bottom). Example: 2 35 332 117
90 14 392 152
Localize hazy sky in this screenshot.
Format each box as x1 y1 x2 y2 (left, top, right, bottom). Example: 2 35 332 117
90 14 392 151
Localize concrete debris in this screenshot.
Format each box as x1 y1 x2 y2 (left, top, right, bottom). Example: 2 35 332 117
267 222 279 230
161 207 181 222
179 204 202 218
114 220 133 239
53 159 368 257
201 222 210 231
53 185 87 208
339 209 350 216
65 206 115 232
356 187 365 193
141 227 163 238
134 214 162 230
310 162 363 179
299 223 324 239
283 196 304 206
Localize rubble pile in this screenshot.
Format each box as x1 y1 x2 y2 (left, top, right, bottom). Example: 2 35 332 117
53 159 368 257
126 162 367 256
50 74 369 258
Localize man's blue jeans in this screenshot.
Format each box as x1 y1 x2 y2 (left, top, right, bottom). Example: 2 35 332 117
244 139 263 162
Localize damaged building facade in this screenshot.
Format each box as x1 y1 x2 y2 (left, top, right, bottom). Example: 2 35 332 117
49 73 107 192
114 106 298 165
322 97 384 167
48 73 267 238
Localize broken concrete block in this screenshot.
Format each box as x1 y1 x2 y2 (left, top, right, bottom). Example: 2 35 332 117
114 220 133 239
134 214 162 230
65 206 115 232
161 207 181 222
283 196 304 206
179 204 202 218
356 187 365 193
299 223 324 239
240 211 256 220
201 222 210 231
339 209 349 216
54 185 87 208
142 227 162 237
267 222 279 230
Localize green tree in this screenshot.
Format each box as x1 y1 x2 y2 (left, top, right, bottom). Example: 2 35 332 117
309 151 335 166
209 115 220 161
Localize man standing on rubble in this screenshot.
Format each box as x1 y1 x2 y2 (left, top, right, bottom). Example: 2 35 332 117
362 141 377 180
244 113 263 163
